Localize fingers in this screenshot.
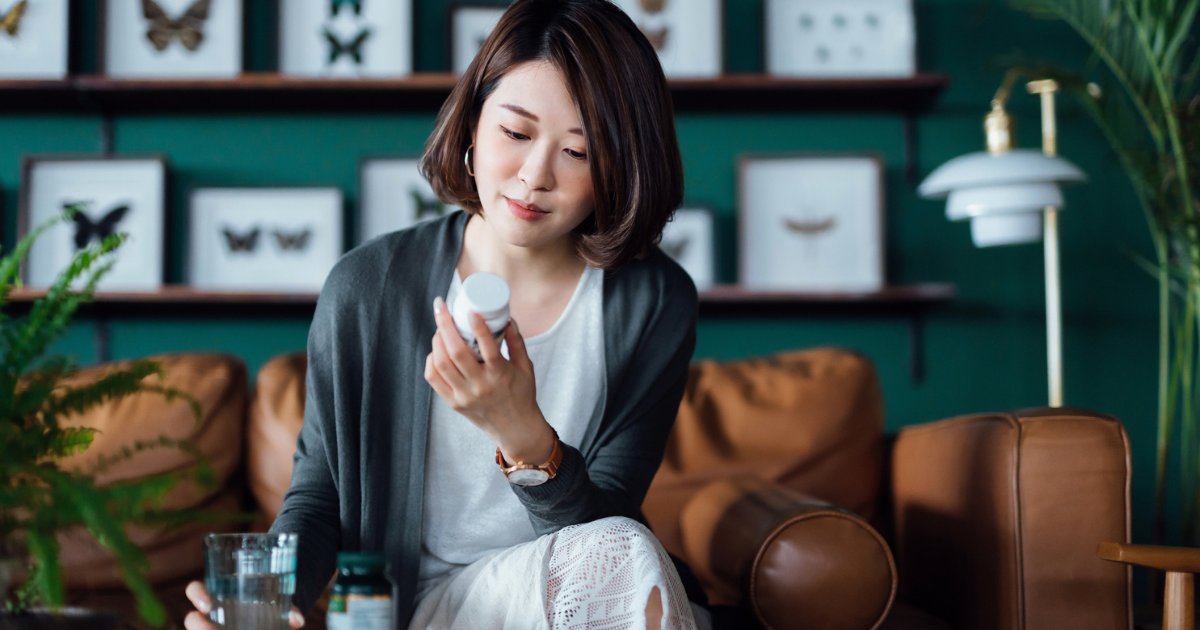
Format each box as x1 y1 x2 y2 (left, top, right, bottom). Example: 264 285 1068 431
433 297 482 379
290 606 306 628
430 332 466 390
505 318 534 373
185 580 211 614
184 610 220 630
424 352 455 402
471 312 504 363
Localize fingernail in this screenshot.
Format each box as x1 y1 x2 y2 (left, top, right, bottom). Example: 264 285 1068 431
290 610 305 626
433 298 444 315
198 599 211 614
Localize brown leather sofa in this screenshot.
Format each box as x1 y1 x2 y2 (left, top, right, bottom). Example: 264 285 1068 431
44 348 1131 630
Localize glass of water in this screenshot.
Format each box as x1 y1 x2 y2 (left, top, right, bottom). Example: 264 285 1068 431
204 533 298 630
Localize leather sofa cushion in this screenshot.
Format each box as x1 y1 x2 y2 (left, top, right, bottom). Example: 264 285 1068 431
247 352 307 524
681 477 896 625
644 348 884 563
51 353 249 588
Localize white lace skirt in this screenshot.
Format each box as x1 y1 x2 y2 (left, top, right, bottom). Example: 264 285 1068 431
407 516 698 630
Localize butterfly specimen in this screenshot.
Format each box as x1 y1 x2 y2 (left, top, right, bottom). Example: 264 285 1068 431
65 201 130 250
1 0 26 37
272 228 311 251
660 237 690 261
221 226 260 253
330 0 362 16
411 189 446 221
640 26 668 50
142 0 212 52
784 217 836 235
638 0 667 14
324 27 371 65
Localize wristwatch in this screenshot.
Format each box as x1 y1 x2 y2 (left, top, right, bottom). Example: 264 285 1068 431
496 429 562 487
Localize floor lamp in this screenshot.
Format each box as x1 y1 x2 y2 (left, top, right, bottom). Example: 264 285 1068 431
917 76 1087 407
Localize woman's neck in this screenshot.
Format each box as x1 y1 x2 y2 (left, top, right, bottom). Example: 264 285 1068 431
457 212 586 286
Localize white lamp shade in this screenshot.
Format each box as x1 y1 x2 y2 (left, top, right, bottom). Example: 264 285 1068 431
945 183 1064 220
968 213 1043 247
918 149 1086 198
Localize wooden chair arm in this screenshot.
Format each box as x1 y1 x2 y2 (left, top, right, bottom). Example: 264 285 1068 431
1097 542 1200 573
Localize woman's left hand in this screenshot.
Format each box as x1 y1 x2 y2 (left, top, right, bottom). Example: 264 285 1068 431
424 296 556 465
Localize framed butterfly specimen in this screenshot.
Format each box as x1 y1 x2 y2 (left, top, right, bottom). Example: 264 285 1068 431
0 0 69 79
660 206 717 291
279 0 412 78
764 0 915 78
447 3 506 76
609 0 723 78
738 154 885 292
188 187 343 293
358 156 461 245
19 155 168 291
100 0 243 78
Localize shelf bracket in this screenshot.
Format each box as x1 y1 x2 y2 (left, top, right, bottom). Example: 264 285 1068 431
904 113 919 183
907 314 925 384
93 318 111 365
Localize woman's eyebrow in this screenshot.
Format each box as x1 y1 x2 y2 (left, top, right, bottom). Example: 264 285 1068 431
500 103 584 136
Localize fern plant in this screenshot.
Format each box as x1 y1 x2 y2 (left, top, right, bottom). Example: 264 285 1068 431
1010 0 1200 544
0 206 219 628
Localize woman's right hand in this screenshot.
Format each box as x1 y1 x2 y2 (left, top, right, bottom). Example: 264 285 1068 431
184 580 305 629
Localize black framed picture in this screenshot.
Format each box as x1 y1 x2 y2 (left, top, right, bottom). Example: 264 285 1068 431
448 2 507 75
99 0 244 78
0 0 69 79
19 154 169 291
188 187 344 293
610 0 723 78
358 155 460 245
279 0 413 78
660 205 716 290
738 153 885 292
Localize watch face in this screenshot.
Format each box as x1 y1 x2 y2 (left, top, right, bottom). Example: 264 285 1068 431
508 468 550 486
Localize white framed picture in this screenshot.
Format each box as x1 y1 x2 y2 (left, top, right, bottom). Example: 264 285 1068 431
189 187 344 293
20 156 167 291
449 3 506 75
739 154 884 292
101 0 243 79
660 206 715 290
610 0 722 78
765 0 915 78
0 0 69 79
359 157 460 245
279 0 412 78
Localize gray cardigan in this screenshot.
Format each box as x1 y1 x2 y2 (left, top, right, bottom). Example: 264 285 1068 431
270 210 698 625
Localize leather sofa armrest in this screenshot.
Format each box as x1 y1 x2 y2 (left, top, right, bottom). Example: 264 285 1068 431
679 477 896 630
889 407 1131 630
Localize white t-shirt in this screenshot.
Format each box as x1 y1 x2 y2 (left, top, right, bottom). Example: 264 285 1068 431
416 265 605 594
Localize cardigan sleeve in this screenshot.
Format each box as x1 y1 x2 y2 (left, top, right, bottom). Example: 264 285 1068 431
511 261 698 534
268 270 352 615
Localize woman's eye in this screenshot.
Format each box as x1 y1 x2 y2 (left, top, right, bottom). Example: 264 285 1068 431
501 126 530 141
566 149 588 161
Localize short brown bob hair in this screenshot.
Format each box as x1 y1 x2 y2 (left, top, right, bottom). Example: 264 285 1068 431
419 0 684 270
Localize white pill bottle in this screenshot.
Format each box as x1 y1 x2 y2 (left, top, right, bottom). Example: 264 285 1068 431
452 272 511 361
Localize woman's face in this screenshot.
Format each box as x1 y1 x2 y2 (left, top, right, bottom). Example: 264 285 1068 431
470 60 595 250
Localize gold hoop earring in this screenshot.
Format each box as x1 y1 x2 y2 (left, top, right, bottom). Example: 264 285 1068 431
464 144 476 177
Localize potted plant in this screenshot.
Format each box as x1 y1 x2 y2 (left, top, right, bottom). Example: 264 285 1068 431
0 207 219 629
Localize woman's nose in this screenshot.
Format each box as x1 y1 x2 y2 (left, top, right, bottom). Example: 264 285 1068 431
518 144 556 191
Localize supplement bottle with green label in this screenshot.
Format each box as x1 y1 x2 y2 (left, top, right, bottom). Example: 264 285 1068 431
326 552 395 630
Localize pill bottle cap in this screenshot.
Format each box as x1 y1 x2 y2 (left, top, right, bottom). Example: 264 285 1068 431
337 552 387 575
460 273 511 321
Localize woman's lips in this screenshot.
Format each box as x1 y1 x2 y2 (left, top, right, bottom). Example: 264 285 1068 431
507 197 548 222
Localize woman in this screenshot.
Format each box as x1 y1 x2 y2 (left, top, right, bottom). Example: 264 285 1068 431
185 0 699 628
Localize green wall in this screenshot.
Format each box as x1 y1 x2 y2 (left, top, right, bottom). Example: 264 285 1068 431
0 0 1171 555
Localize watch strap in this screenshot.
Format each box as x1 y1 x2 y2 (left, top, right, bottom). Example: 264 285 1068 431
496 428 562 480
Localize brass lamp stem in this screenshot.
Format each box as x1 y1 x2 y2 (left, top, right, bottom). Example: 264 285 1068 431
1027 78 1064 408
